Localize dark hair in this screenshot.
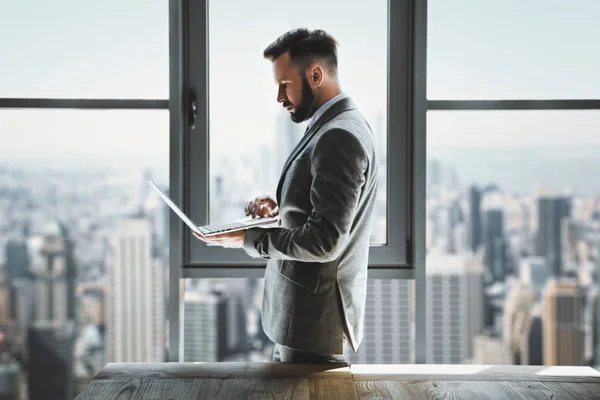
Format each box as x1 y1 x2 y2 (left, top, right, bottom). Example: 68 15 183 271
263 28 339 76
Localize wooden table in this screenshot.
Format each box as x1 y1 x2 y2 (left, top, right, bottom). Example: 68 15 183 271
75 362 600 399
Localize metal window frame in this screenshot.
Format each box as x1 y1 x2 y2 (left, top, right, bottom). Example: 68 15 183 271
168 0 429 363
182 0 416 270
428 99 600 111
0 98 168 109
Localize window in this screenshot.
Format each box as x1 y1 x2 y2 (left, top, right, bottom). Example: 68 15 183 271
427 0 600 367
183 0 415 269
0 0 168 99
206 0 387 245
0 1 170 396
180 277 414 363
427 0 600 100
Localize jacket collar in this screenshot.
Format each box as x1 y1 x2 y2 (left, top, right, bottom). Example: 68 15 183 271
276 97 357 203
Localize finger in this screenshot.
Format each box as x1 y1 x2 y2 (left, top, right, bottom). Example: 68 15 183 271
270 205 280 217
193 232 207 242
257 204 268 218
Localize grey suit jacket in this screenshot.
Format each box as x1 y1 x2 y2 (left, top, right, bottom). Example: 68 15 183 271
243 97 379 354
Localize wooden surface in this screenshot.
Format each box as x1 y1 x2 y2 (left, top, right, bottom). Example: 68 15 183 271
75 362 600 400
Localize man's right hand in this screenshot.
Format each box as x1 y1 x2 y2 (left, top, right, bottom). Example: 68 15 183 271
245 195 279 219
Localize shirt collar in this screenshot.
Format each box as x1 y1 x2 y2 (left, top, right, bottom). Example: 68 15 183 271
306 92 348 132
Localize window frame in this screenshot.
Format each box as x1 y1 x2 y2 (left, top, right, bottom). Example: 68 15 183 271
0 6 175 363
177 0 424 276
168 0 428 363
424 0 600 370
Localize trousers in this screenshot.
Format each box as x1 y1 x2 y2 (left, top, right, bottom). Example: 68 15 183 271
272 339 352 364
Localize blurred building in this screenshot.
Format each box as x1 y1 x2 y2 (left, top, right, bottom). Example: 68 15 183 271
502 280 535 364
483 209 506 283
33 220 76 326
105 218 164 362
542 278 584 365
472 335 512 364
519 304 543 365
519 257 549 301
4 241 29 282
28 321 76 400
536 197 571 277
426 253 484 363
349 280 412 364
468 186 482 253
0 362 20 400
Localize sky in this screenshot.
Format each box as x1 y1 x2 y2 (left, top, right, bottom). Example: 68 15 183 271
0 0 599 167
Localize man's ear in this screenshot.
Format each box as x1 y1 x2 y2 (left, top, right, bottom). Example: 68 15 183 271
309 65 324 87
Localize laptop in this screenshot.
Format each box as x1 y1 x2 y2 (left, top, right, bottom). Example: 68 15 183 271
148 181 279 236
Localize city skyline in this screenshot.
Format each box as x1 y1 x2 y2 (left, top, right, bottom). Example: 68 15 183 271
1 1 600 398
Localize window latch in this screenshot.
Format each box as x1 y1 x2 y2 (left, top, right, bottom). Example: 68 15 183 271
189 89 197 130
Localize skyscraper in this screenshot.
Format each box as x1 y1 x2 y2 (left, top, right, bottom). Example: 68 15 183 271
483 209 505 283
520 305 543 365
106 218 164 362
469 186 482 253
32 220 76 325
502 281 535 364
542 278 584 365
4 240 29 282
184 291 228 362
348 280 412 364
536 196 571 276
425 253 483 364
28 321 76 400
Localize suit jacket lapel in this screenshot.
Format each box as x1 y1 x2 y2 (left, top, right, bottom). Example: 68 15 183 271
275 97 356 203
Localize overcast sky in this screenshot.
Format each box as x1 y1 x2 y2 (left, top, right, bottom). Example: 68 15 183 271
0 0 599 168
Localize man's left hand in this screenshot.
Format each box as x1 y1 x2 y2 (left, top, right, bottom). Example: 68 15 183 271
193 230 246 248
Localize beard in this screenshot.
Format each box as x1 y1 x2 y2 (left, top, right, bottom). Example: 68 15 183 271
287 76 318 123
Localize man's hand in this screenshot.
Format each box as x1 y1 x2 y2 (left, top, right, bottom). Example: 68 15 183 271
193 230 246 248
245 195 279 219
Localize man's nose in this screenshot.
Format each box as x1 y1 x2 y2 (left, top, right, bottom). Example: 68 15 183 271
277 87 286 104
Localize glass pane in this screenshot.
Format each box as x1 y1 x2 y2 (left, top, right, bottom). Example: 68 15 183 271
183 278 273 362
348 279 414 364
207 0 387 245
0 110 169 398
182 279 413 363
427 110 599 365
0 1 168 99
428 0 600 100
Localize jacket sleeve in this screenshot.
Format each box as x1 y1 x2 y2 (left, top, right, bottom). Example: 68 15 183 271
242 128 368 262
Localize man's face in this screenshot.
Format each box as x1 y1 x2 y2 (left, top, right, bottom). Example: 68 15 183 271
272 53 317 123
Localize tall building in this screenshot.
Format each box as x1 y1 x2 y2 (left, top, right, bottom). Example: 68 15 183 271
542 278 584 365
502 281 535 364
4 240 29 282
32 220 76 325
519 257 549 301
348 280 412 364
28 321 76 400
184 291 228 362
483 209 506 283
0 362 20 400
469 186 482 253
425 253 484 364
520 305 544 365
536 196 571 277
106 218 164 362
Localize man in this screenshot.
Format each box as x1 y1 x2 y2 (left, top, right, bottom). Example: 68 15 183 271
195 28 379 363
